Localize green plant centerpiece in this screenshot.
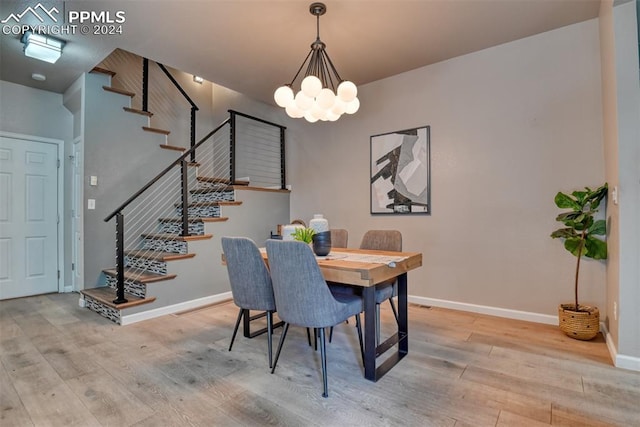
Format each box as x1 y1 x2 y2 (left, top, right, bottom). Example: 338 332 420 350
291 227 316 244
550 182 607 340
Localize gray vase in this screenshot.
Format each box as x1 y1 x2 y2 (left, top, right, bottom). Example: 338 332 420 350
312 231 332 256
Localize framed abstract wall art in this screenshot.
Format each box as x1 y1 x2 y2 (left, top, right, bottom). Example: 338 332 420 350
370 126 430 215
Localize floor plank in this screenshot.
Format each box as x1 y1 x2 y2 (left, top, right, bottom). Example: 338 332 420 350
1 293 639 426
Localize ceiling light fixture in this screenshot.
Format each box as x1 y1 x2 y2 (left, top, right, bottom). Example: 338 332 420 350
21 32 65 64
274 2 359 122
193 75 204 84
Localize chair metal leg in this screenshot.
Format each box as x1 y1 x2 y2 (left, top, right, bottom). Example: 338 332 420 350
329 326 333 343
318 327 329 398
306 328 312 346
389 298 399 323
266 311 273 369
355 314 365 367
229 308 244 351
271 322 290 374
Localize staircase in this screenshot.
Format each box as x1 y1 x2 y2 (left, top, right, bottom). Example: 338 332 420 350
79 64 289 325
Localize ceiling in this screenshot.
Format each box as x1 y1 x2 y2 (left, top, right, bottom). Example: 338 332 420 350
0 0 602 105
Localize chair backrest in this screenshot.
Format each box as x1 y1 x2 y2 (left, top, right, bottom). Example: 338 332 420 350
221 237 275 311
360 230 402 252
265 240 353 328
330 229 348 248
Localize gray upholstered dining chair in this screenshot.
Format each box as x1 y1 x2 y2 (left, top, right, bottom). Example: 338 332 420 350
266 239 364 398
330 228 348 248
221 236 277 368
360 229 403 323
328 230 402 343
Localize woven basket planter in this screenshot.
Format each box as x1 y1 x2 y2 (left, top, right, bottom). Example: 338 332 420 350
558 304 599 340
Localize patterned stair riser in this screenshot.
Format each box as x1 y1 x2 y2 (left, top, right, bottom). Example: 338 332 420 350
105 275 147 298
141 237 188 254
196 181 232 190
191 190 235 203
176 205 221 218
125 255 167 275
85 297 121 324
157 221 204 236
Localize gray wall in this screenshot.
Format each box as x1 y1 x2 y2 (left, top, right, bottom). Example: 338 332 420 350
83 72 181 286
286 19 607 318
600 0 640 362
99 49 217 148
0 80 74 286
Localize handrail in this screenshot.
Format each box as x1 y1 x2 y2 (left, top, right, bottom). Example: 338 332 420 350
104 118 231 222
228 110 287 190
157 63 199 111
228 109 286 130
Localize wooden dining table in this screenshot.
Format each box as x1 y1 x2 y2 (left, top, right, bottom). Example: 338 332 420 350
260 247 423 382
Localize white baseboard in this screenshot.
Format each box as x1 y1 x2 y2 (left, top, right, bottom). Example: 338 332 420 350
408 295 558 325
121 292 233 326
601 322 640 372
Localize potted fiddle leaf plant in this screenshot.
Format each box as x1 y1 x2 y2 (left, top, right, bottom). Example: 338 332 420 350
550 183 607 340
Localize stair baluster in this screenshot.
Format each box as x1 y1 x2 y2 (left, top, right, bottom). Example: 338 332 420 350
180 159 189 237
114 212 128 304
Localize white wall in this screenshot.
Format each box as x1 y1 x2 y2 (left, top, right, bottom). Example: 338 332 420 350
0 81 71 140
288 19 606 318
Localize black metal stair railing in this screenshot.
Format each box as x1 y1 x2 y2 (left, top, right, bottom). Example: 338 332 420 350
101 55 288 306
103 111 287 305
142 57 200 162
104 119 231 304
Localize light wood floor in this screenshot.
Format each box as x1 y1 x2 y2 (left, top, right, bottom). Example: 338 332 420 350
1 293 639 426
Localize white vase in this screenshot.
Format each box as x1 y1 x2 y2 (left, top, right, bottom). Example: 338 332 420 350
282 224 303 241
309 214 329 233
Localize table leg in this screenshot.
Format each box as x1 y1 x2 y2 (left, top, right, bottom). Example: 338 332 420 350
363 273 409 382
242 309 251 338
363 286 376 381
398 272 408 354
243 309 283 338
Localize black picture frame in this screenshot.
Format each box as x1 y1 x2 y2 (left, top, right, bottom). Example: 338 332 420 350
370 126 430 215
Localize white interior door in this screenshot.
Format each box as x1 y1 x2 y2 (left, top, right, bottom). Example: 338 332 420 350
0 136 59 299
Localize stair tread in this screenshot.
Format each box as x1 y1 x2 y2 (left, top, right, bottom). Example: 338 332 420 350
143 126 170 135
91 67 116 77
102 267 177 283
103 86 135 97
197 176 250 186
125 250 196 261
124 107 153 117
141 233 213 241
159 144 185 152
82 287 155 309
158 217 229 223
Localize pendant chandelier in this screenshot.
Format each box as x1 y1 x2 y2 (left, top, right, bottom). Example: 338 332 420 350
274 2 359 122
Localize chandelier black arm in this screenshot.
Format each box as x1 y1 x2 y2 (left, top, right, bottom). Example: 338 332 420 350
289 49 314 86
322 50 343 84
318 50 337 92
